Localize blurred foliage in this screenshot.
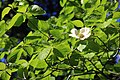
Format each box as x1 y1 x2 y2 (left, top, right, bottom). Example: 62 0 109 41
0 0 120 80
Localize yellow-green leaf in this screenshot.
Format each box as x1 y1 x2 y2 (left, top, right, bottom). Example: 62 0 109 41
1 7 11 20
72 20 84 27
0 62 6 70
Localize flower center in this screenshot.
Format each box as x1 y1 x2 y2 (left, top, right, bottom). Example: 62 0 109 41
78 33 84 38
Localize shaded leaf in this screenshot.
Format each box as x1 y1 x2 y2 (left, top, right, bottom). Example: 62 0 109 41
28 5 46 16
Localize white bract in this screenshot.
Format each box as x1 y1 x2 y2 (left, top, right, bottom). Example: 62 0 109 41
19 2 24 5
69 27 91 40
32 5 39 11
81 0 84 4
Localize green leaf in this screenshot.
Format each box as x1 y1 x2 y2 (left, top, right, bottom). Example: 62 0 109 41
101 0 107 5
15 59 28 65
112 12 120 19
70 52 80 66
27 17 38 31
50 29 64 39
53 48 64 58
30 59 48 69
94 28 107 43
38 47 52 60
23 46 33 56
0 20 6 37
16 48 23 62
72 20 84 27
84 52 95 59
60 0 67 7
55 41 71 57
101 19 113 28
87 40 100 52
28 5 46 16
14 14 26 26
42 75 55 80
1 7 11 20
109 33 119 40
60 6 74 15
8 13 22 29
95 0 100 8
43 69 52 77
7 49 20 62
0 62 6 70
38 20 50 31
77 44 86 52
17 4 29 13
95 61 103 69
17 68 28 78
1 71 11 80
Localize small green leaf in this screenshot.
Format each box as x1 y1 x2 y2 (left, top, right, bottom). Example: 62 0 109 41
1 71 11 80
24 46 33 56
1 7 11 20
8 13 22 29
14 15 26 26
17 4 29 13
72 20 84 27
30 58 48 69
15 59 28 65
77 44 86 52
27 17 38 31
38 47 52 60
113 12 120 19
101 0 107 4
95 61 103 69
16 49 23 62
43 69 52 77
38 20 50 31
17 68 28 78
95 0 100 8
60 0 67 7
0 62 6 70
0 20 6 37
88 40 100 52
102 19 113 28
84 52 95 59
50 29 64 39
7 49 20 62
55 41 71 56
60 6 74 15
28 5 46 16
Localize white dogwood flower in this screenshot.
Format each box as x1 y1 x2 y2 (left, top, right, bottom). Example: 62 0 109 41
69 28 79 39
69 27 91 40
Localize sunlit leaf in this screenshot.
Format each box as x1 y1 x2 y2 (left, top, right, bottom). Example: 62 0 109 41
0 20 6 37
17 4 29 13
38 46 52 60
1 7 11 20
8 13 22 29
72 20 84 27
60 0 67 7
77 44 86 52
0 62 6 70
1 71 11 80
23 46 33 56
50 29 64 39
